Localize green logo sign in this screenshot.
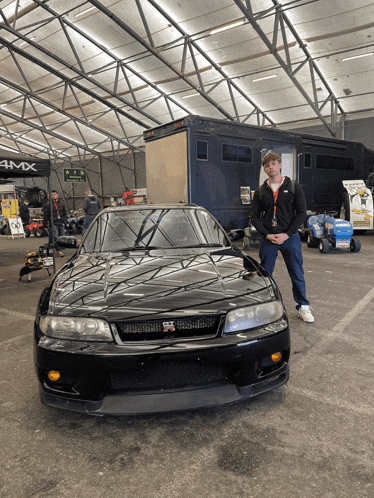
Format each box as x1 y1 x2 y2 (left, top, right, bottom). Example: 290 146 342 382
63 168 87 183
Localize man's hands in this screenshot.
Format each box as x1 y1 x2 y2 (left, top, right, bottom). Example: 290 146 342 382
266 233 289 244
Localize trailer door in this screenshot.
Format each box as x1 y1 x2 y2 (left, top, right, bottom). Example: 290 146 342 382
259 145 296 185
145 132 188 204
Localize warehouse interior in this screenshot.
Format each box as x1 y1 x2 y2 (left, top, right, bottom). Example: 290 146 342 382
1 2 374 498
0 0 373 206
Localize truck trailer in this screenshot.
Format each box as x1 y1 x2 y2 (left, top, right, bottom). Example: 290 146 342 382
143 115 374 231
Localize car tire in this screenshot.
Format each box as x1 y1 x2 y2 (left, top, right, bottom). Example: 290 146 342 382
319 238 329 253
350 238 361 253
307 233 319 248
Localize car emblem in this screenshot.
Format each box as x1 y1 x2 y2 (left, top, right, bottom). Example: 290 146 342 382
163 321 176 332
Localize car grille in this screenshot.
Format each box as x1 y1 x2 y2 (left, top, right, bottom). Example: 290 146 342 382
115 314 221 342
110 361 227 392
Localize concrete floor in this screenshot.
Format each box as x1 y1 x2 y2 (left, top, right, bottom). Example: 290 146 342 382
1 230 374 498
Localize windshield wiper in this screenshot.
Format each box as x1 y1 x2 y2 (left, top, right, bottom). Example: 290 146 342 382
122 245 160 251
176 243 224 248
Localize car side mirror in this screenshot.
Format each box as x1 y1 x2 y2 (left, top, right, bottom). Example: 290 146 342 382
229 229 244 241
56 235 78 248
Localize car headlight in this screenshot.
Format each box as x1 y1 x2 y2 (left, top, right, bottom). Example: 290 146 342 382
223 301 284 333
39 316 113 342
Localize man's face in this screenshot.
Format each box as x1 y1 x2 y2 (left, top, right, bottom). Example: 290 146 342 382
263 160 282 178
51 192 58 200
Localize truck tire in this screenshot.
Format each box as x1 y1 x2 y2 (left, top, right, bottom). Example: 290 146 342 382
339 192 350 221
319 238 329 253
350 238 361 253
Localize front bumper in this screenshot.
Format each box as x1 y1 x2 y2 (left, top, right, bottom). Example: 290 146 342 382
34 320 290 415
39 371 289 415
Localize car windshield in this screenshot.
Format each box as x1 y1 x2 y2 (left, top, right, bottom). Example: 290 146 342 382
80 207 230 253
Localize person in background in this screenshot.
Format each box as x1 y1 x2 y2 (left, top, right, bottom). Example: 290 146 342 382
43 190 67 257
82 189 101 235
19 199 30 226
250 151 314 323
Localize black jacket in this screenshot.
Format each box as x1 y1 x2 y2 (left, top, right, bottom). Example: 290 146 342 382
250 176 307 237
19 203 30 224
43 199 67 226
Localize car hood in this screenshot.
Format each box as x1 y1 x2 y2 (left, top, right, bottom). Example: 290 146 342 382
48 248 275 321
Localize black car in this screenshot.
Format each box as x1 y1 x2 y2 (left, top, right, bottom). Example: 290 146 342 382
34 205 290 415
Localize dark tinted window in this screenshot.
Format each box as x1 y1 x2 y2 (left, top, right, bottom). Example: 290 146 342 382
222 144 252 164
81 207 230 253
316 154 354 171
197 141 208 160
304 153 311 169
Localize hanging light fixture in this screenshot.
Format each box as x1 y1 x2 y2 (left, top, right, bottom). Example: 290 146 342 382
342 52 373 62
252 74 277 83
209 20 245 35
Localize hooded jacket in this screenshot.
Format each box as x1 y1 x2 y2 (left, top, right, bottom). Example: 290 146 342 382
250 176 307 237
83 195 101 216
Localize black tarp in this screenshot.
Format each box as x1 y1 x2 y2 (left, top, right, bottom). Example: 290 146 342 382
0 150 50 179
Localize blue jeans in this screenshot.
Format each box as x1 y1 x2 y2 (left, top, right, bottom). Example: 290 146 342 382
82 214 96 235
259 232 309 309
48 223 65 250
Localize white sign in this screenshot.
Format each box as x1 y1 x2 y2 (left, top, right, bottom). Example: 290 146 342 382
9 217 25 238
342 180 373 230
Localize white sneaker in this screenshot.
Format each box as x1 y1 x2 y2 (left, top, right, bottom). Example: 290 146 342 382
298 305 314 323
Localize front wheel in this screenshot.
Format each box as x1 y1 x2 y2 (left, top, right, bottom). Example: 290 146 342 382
350 238 361 253
319 238 329 253
34 228 43 237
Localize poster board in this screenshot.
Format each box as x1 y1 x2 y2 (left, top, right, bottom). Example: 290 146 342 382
8 217 25 238
342 180 373 230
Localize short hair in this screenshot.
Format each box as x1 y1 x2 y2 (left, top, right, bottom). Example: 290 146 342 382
262 152 281 167
51 190 58 194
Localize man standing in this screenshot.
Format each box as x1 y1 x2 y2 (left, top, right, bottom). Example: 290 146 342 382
82 189 101 235
19 199 30 225
250 151 314 323
43 190 67 257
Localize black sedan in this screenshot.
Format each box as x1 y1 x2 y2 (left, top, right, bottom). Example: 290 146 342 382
34 205 290 415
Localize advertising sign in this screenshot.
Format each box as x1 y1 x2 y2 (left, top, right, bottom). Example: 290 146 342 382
8 217 25 238
342 180 373 230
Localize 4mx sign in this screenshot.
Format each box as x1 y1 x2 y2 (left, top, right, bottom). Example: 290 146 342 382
0 160 37 172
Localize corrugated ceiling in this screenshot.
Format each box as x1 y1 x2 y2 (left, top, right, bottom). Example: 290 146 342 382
0 0 373 162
